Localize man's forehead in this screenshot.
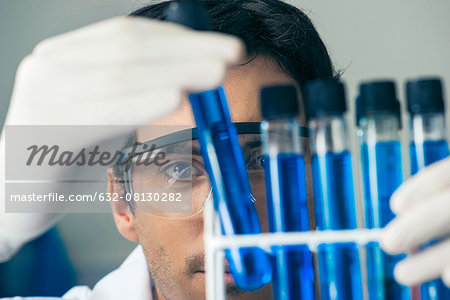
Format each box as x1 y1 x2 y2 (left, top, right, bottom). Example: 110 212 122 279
137 55 295 142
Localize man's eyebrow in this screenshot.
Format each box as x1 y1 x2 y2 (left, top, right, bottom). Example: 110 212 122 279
162 143 202 157
243 140 261 150
136 137 261 158
163 140 260 158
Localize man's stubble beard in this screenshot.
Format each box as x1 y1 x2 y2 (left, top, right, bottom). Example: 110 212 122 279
142 243 181 300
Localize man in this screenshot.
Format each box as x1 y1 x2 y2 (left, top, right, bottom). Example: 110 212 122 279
1 0 449 299
106 1 334 299
1 0 333 299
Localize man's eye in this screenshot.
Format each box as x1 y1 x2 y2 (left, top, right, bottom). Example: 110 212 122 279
260 155 269 168
257 155 268 169
247 152 267 171
161 161 204 181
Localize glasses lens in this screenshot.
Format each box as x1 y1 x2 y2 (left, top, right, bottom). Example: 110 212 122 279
127 134 270 221
129 139 196 217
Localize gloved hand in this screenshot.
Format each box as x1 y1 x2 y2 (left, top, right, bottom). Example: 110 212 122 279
0 16 244 261
380 156 450 287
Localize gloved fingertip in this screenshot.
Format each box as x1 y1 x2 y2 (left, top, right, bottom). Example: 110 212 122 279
389 200 400 215
389 190 407 215
229 38 247 63
394 261 414 286
379 224 403 254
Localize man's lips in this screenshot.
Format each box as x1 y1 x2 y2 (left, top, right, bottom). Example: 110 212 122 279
195 267 234 283
196 270 232 274
196 264 231 273
196 272 234 284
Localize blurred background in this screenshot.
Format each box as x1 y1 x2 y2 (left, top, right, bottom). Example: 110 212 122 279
1 0 449 297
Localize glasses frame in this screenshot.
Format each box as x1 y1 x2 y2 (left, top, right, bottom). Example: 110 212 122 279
118 122 309 165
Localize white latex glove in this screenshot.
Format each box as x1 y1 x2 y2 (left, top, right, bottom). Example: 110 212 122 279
380 156 450 287
0 16 244 261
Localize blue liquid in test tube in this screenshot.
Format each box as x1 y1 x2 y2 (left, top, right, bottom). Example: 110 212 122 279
312 151 362 300
189 88 272 291
410 140 449 300
410 140 449 175
260 85 315 300
357 81 410 300
165 1 272 291
360 142 410 300
305 79 363 300
361 142 401 228
265 154 315 300
407 78 450 300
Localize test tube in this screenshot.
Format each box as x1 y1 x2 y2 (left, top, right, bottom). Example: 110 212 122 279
260 85 315 300
304 79 363 300
356 81 410 300
165 1 272 290
407 78 450 300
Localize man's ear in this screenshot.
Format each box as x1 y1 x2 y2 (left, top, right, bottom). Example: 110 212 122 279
107 168 138 242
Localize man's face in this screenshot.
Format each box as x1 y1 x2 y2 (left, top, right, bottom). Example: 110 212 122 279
124 56 304 300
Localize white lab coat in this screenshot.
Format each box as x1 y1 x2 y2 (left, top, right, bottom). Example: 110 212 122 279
2 246 153 300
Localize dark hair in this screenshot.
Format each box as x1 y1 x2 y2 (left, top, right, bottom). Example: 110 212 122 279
130 0 337 83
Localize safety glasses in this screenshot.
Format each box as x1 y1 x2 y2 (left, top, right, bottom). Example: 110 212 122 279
116 122 309 219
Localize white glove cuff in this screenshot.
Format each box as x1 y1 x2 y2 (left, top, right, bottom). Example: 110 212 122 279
443 265 450 287
0 231 25 262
